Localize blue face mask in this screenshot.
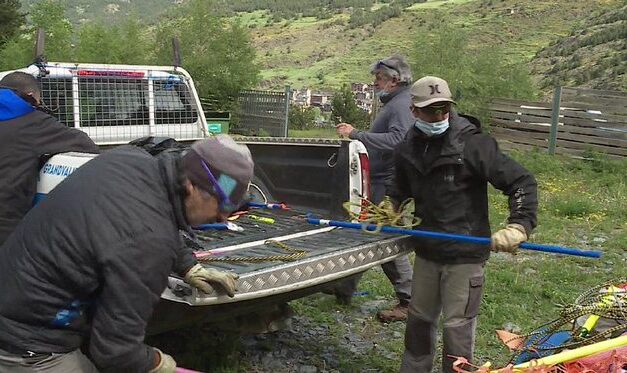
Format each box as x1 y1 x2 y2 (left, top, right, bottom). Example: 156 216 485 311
414 117 449 137
375 90 389 100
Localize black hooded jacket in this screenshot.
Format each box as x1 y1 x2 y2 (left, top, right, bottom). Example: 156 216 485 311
391 111 538 264
0 146 196 372
0 88 99 245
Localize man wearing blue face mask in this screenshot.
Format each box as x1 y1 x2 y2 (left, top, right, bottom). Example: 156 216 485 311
394 76 538 373
334 55 415 322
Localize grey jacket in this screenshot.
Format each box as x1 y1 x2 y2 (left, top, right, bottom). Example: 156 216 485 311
0 146 195 372
349 86 414 182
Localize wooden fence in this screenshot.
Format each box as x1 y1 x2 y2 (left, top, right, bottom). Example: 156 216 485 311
489 87 627 159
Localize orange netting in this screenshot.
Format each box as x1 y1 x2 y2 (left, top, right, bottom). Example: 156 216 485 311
562 346 627 372
452 346 627 373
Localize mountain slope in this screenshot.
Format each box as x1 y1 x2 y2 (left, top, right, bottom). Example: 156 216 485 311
530 4 626 91
20 0 179 24
245 0 624 90
18 0 625 92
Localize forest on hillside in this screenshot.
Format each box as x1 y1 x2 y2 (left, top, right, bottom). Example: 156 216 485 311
530 4 626 91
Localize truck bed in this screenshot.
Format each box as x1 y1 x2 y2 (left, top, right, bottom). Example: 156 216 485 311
146 137 415 333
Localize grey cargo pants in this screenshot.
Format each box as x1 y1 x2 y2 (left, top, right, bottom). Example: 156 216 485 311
333 180 413 303
0 348 99 373
400 256 485 373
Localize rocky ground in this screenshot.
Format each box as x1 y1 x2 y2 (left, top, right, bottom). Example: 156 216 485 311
240 298 405 373
149 292 408 373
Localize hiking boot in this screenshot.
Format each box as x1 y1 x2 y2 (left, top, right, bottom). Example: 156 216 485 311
377 302 409 323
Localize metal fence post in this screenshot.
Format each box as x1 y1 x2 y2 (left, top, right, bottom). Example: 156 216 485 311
284 85 291 138
548 86 562 155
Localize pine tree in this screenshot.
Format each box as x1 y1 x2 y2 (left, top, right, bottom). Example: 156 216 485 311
0 0 25 48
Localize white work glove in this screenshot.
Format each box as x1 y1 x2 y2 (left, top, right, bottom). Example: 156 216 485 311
184 264 239 297
149 349 176 373
491 223 527 254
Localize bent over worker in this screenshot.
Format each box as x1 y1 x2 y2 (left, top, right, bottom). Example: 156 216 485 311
0 71 99 245
393 76 538 373
0 134 254 373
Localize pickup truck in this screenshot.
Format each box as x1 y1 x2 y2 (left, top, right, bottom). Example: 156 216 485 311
4 62 414 334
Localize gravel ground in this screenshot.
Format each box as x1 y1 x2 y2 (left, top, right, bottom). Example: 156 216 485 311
149 296 408 373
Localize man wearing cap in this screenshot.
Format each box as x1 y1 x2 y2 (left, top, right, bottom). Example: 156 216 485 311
335 54 415 322
393 76 537 372
0 71 99 246
0 134 254 372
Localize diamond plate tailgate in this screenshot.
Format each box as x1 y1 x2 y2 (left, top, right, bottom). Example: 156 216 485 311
162 208 413 306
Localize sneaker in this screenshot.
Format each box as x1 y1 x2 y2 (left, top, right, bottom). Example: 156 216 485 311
376 302 409 323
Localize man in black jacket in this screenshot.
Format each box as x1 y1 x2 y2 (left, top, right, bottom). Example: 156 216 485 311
0 134 254 372
395 76 538 373
0 71 99 245
334 55 415 321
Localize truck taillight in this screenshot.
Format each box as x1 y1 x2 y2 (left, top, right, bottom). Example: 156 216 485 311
77 70 145 78
359 152 370 219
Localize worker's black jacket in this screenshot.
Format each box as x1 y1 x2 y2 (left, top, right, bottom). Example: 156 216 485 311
391 111 538 264
0 88 99 245
0 146 196 372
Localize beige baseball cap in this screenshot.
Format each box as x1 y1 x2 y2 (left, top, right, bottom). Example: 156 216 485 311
410 76 456 108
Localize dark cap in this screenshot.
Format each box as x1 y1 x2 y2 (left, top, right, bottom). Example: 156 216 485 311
182 135 254 209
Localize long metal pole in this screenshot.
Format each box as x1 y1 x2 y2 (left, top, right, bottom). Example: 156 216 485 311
306 218 601 258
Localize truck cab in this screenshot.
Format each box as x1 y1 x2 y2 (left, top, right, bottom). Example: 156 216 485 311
1 62 208 145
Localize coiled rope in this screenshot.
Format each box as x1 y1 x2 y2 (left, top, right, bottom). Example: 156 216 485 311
342 196 421 233
506 278 627 365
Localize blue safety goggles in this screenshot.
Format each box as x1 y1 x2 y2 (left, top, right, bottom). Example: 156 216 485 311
199 159 237 213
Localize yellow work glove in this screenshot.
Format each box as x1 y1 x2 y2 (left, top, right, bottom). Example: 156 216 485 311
184 264 239 297
491 223 527 254
149 349 176 373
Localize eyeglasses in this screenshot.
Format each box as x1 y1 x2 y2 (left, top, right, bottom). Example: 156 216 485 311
199 159 237 213
375 60 400 76
413 103 451 116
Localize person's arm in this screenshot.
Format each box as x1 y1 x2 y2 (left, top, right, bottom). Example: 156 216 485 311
174 236 239 297
89 233 177 373
349 109 414 151
465 134 538 234
30 114 99 155
387 150 412 209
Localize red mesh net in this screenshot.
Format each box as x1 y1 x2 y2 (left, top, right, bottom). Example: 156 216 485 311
563 346 627 372
452 346 627 372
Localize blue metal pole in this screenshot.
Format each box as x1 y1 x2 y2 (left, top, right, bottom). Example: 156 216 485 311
306 218 601 259
247 202 287 209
